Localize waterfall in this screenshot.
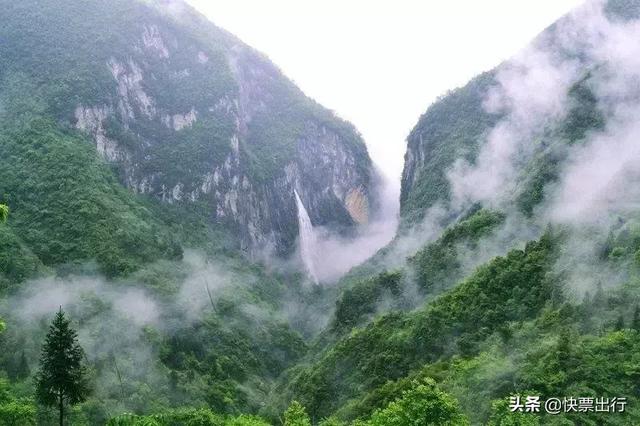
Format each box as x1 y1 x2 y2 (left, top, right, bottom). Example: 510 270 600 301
294 190 319 284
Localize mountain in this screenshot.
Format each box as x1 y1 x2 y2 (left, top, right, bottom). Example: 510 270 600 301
399 0 636 225
0 0 375 423
5 0 640 425
262 0 640 424
400 72 498 224
0 0 375 280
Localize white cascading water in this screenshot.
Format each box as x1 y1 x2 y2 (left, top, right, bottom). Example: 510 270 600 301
294 190 319 284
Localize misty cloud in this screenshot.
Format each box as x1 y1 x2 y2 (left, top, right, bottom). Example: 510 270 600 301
543 0 640 226
448 41 580 209
9 276 159 328
548 115 640 224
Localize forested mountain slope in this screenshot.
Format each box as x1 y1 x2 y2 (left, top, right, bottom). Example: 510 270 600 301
5 0 640 425
0 0 375 276
0 0 375 423
264 0 640 424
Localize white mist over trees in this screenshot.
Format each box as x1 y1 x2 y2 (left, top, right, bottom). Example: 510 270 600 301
6 0 640 424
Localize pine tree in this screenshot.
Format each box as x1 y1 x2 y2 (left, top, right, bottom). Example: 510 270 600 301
35 308 90 426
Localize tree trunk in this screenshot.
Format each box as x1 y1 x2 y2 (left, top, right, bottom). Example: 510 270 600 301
59 391 64 426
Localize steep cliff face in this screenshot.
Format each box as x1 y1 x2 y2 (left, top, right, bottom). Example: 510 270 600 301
1 0 373 257
400 72 499 223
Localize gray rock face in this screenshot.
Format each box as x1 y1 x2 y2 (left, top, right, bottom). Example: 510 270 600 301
70 3 374 256
399 72 498 223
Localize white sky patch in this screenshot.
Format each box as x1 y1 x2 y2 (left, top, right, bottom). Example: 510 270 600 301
186 0 584 187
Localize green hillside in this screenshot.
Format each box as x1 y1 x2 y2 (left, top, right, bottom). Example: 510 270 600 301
261 0 640 424
3 0 640 425
0 0 368 423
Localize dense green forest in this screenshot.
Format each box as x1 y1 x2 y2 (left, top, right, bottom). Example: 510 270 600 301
3 0 640 425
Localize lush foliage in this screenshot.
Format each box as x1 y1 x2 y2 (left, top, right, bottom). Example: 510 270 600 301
271 234 557 420
0 115 183 278
408 208 505 291
326 208 504 337
283 401 311 426
107 408 270 426
363 378 469 426
3 1 640 426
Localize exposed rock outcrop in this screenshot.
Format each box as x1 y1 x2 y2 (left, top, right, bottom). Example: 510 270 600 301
66 1 375 256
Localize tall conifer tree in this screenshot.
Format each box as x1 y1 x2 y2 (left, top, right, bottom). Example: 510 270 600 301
35 308 90 426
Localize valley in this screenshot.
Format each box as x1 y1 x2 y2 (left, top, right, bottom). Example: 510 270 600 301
2 0 640 425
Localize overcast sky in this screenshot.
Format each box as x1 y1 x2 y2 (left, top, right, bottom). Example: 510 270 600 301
185 0 584 187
